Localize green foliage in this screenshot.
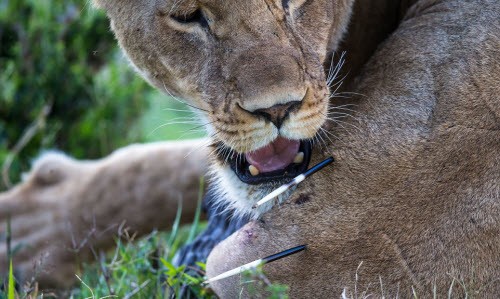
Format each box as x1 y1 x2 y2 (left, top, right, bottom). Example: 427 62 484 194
0 0 150 187
72 227 212 299
241 265 290 299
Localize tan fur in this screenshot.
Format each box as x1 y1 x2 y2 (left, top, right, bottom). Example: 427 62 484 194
0 0 498 296
97 0 498 296
205 0 500 297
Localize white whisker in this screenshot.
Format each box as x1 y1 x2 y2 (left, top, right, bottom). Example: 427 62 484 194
319 126 349 147
161 107 195 113
161 80 210 113
328 106 359 114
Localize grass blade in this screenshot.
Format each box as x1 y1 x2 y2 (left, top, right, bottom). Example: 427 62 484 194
6 217 11 262
187 177 204 243
8 260 15 299
167 198 183 250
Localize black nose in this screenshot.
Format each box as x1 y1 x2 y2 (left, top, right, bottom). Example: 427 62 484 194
252 101 302 129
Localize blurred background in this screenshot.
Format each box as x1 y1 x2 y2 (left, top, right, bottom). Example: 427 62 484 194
0 0 205 190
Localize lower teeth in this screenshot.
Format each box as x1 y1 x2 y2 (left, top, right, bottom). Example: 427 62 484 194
293 152 304 164
249 165 260 176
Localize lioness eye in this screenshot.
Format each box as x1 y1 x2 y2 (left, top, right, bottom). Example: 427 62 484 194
170 9 209 28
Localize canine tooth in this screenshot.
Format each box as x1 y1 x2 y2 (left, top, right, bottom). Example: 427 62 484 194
293 152 304 164
249 165 260 176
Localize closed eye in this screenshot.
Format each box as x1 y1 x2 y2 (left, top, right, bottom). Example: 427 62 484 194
170 9 209 28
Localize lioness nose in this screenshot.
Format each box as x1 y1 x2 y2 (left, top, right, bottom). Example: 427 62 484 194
253 101 301 129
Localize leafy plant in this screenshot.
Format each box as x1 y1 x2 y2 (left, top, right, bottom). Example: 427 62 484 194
241 265 290 299
0 0 149 189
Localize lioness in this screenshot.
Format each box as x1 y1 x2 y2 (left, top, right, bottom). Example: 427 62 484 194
1 0 499 297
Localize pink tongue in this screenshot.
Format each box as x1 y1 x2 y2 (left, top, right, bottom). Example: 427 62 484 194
245 137 300 173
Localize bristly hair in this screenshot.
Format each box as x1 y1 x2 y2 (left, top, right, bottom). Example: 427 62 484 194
206 158 299 220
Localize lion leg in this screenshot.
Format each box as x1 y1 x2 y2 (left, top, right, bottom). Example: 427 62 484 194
0 139 208 288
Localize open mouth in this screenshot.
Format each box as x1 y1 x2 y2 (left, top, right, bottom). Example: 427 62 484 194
226 137 312 185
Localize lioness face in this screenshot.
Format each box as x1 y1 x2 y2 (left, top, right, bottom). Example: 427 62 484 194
95 0 354 216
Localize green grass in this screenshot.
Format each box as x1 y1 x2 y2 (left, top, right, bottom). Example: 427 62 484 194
72 225 211 298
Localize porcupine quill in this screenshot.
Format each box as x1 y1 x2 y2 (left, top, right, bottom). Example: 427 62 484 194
252 157 334 209
203 245 307 284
